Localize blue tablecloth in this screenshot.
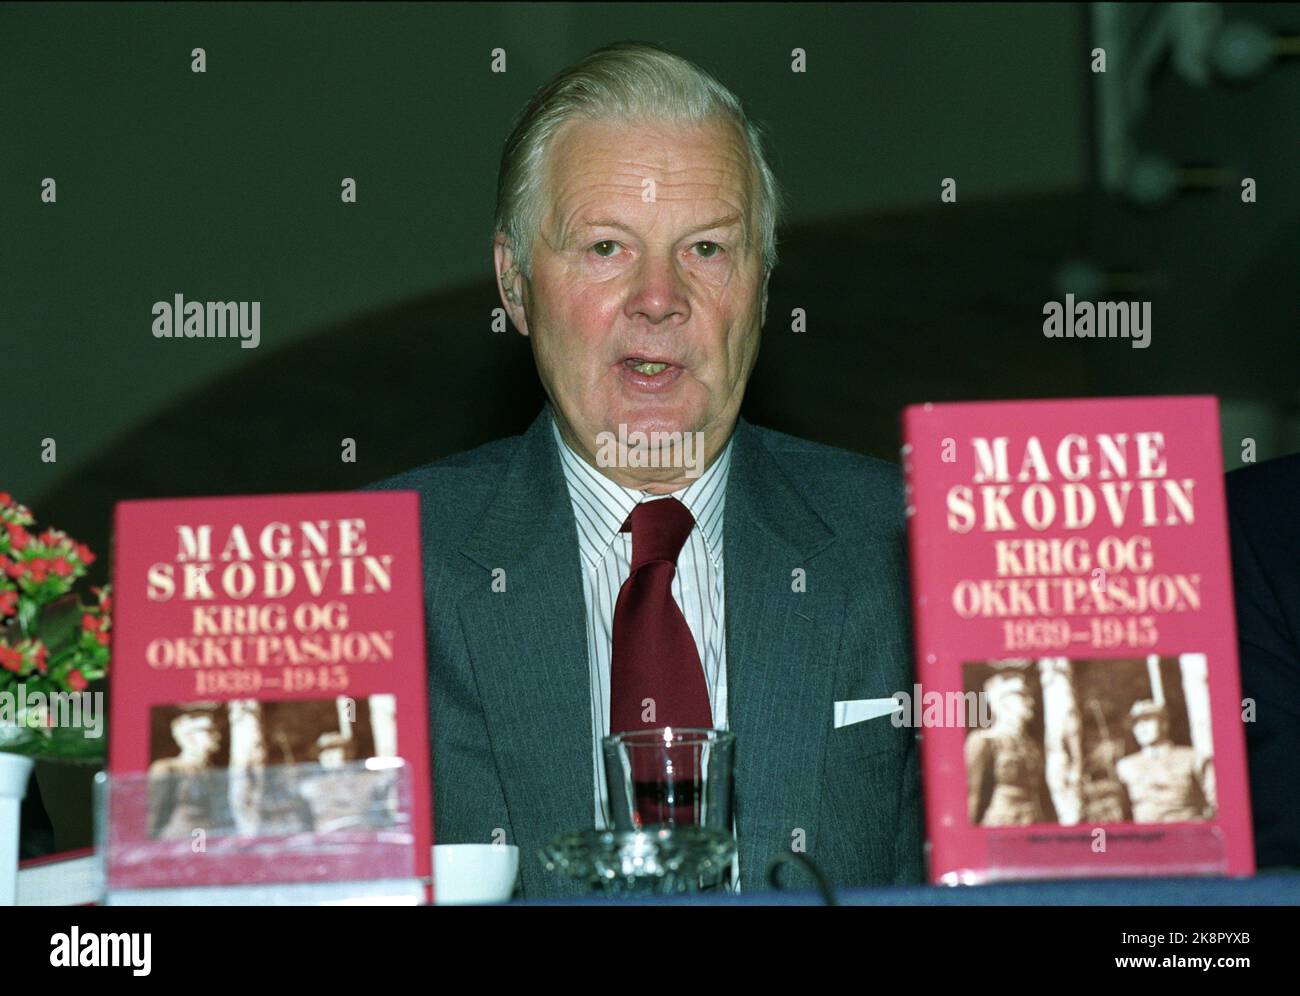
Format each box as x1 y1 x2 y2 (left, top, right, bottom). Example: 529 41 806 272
527 870 1300 905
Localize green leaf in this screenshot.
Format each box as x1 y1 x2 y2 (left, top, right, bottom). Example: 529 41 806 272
37 593 82 654
17 597 39 639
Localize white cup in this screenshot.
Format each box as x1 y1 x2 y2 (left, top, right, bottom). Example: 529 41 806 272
432 843 519 905
0 753 34 907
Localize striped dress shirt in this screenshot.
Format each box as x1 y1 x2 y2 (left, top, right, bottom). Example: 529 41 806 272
550 414 738 885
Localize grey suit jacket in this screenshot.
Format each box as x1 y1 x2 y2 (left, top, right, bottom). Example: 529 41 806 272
370 405 925 897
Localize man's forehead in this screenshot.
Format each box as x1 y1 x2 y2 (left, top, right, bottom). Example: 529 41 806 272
548 118 751 198
552 114 745 158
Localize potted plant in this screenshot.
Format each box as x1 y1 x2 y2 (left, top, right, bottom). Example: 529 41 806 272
0 492 110 903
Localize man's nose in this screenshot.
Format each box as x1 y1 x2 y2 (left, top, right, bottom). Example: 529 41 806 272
624 252 690 325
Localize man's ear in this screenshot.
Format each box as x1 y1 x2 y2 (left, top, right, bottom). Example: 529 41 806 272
493 236 530 336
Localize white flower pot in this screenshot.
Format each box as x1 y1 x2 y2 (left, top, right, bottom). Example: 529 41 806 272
0 752 35 906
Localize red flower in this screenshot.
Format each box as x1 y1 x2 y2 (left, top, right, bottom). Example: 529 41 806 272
0 645 22 673
27 559 48 583
32 642 47 673
0 590 15 618
4 559 22 580
38 529 61 546
0 493 11 507
82 613 99 632
5 523 31 550
94 630 109 647
102 594 113 614
50 556 73 578
67 669 88 692
75 544 96 566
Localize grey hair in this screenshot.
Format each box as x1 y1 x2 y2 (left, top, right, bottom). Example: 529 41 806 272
494 41 783 282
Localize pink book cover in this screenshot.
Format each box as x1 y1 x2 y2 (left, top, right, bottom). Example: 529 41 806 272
106 491 432 895
901 396 1254 884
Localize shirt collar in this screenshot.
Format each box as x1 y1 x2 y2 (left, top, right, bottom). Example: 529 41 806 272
550 409 731 570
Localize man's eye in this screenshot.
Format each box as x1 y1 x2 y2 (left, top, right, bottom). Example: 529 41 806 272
693 241 723 258
590 240 620 257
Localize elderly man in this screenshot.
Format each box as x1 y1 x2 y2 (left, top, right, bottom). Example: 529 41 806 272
373 41 922 897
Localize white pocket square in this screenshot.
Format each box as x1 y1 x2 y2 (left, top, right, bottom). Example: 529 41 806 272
833 698 902 728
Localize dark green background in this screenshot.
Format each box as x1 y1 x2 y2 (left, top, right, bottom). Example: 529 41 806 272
2 0 1297 574
4 0 1299 858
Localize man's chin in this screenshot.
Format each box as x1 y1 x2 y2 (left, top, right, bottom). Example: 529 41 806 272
608 396 709 436
607 415 696 440
586 413 715 481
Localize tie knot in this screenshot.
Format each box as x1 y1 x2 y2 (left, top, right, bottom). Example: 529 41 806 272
621 497 695 570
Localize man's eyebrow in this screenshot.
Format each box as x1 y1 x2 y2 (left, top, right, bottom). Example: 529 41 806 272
578 214 745 236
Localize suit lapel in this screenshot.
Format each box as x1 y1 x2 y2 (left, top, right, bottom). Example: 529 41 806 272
457 406 592 894
725 417 842 891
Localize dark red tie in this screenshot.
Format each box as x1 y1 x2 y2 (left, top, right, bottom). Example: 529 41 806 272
609 497 714 736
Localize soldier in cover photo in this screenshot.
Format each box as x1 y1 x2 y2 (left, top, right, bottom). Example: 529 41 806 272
964 669 1051 827
1116 700 1216 824
299 731 399 833
147 707 236 839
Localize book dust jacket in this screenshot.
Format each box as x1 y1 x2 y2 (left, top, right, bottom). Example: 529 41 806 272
107 491 432 897
902 397 1254 884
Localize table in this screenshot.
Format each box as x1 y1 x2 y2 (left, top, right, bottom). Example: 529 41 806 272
524 870 1300 905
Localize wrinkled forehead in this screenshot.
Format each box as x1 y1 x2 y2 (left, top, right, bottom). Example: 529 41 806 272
541 115 757 233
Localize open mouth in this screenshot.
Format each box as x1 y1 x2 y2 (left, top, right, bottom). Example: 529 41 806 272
623 357 676 375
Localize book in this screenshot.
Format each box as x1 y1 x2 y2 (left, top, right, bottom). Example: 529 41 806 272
107 491 432 902
902 396 1254 883
18 847 98 905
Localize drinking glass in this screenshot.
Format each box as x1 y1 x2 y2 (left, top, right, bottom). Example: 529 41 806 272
602 728 734 833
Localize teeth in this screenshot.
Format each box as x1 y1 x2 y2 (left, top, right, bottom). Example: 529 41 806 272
631 361 669 375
